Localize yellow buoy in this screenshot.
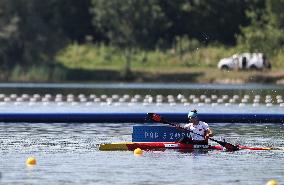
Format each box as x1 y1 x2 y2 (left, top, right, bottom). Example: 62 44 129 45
134 148 143 155
266 180 278 185
26 157 37 166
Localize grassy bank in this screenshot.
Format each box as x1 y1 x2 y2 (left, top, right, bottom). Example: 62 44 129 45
56 43 238 70
57 43 284 70
1 43 284 83
55 43 284 83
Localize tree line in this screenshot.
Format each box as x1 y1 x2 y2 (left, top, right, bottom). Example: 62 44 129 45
1 0 284 69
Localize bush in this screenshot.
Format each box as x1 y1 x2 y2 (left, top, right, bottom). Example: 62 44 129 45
237 24 284 56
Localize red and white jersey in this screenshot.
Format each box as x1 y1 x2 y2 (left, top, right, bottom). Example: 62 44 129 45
184 121 209 140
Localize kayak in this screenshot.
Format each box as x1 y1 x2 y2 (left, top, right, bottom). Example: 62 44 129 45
99 141 276 151
99 142 224 151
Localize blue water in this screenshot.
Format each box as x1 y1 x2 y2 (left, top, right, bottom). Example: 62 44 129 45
0 83 284 185
0 82 283 90
0 120 283 185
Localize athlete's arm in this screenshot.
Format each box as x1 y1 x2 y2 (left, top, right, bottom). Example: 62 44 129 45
205 128 213 140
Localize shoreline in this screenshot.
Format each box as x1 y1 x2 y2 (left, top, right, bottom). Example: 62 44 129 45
1 66 284 84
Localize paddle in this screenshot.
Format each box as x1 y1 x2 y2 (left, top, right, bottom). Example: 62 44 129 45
147 113 239 151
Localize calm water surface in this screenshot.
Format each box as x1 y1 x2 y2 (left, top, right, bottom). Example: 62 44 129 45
0 83 284 185
0 121 283 185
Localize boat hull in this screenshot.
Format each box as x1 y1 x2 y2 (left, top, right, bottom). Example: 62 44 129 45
99 142 224 151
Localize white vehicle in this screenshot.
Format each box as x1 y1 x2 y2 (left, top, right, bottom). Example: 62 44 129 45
217 53 271 70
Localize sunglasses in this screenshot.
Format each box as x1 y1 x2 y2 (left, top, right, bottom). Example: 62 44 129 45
188 116 197 119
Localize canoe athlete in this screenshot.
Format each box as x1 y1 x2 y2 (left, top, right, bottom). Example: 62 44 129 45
179 109 213 145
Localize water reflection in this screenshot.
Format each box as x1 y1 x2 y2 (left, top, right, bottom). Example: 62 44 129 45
0 121 283 185
0 122 283 154
0 83 283 184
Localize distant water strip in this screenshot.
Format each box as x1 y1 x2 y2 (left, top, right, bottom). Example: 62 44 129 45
1 113 284 123
0 83 283 90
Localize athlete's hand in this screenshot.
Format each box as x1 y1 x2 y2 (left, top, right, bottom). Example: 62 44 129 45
204 134 210 140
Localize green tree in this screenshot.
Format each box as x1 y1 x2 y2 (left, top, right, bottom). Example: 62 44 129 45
91 0 170 78
0 0 69 69
53 0 94 42
266 0 284 29
237 0 284 55
159 0 250 45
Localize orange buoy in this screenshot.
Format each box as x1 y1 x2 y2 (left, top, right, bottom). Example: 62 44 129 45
134 148 143 155
26 157 37 166
266 180 278 185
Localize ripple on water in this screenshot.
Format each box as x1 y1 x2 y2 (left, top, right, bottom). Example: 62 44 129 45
0 121 283 185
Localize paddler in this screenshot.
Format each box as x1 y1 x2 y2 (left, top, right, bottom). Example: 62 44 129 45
179 109 213 145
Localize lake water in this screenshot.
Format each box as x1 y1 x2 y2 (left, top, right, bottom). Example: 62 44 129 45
0 83 283 185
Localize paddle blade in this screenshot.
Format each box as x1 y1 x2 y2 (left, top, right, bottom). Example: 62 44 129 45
147 113 163 122
225 143 239 151
217 141 239 151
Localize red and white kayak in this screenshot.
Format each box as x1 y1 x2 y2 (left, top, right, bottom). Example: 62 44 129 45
99 141 276 151
100 142 223 151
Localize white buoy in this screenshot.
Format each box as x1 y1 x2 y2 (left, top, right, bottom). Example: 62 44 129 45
217 99 223 103
94 98 101 102
67 94 74 98
233 95 239 99
177 94 184 99
10 94 18 99
0 94 6 99
222 95 229 100
192 98 199 103
89 94 96 99
21 94 30 99
265 99 272 103
134 94 141 99
204 98 211 103
253 99 260 103
119 98 126 103
67 97 74 102
123 94 130 99
241 99 248 103
79 98 87 102
243 95 250 99
266 95 272 99
277 99 283 103
55 98 62 102
45 94 52 99
100 94 107 99
16 97 24 102
111 94 119 99
229 99 235 103
4 97 11 102
131 98 138 103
